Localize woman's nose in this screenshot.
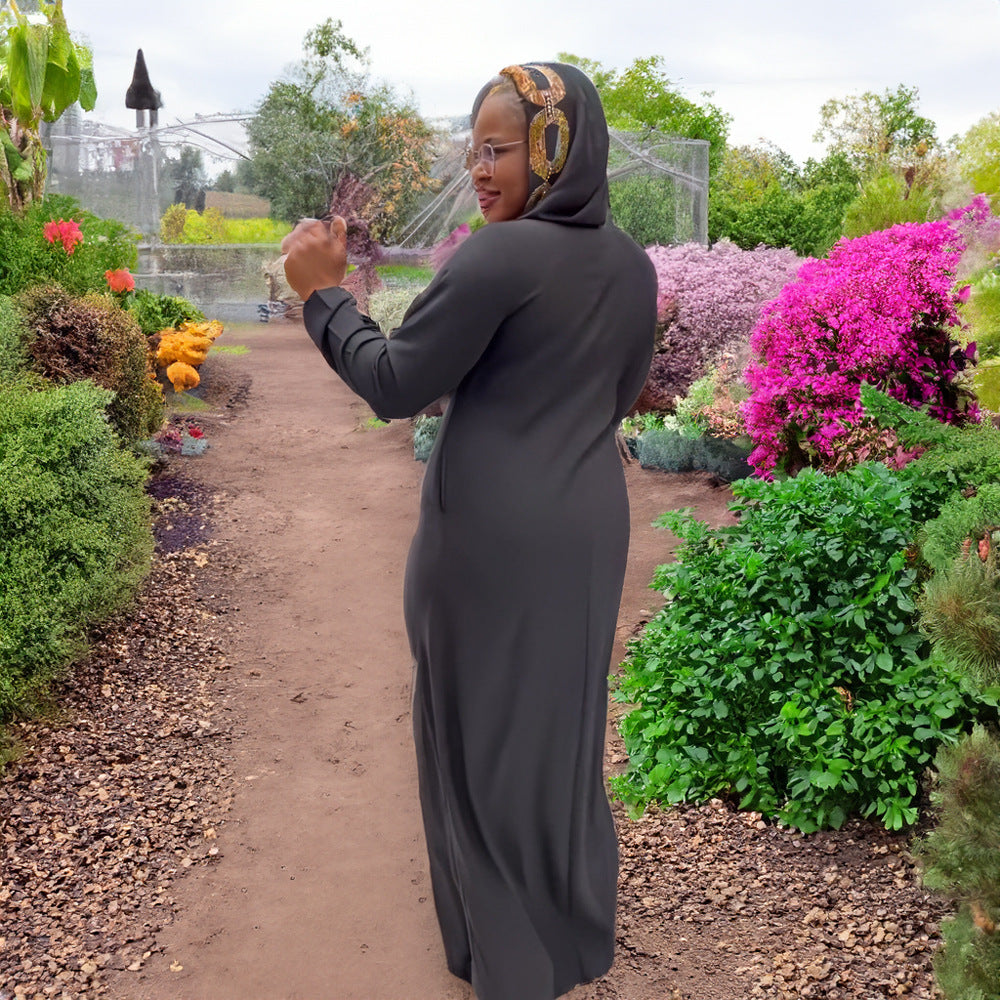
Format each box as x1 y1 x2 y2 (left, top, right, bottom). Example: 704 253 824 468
470 157 492 181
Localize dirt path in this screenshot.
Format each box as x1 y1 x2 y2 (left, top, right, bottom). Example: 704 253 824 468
103 321 736 1000
84 322 946 1000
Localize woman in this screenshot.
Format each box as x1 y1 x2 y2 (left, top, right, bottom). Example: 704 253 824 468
282 62 657 1000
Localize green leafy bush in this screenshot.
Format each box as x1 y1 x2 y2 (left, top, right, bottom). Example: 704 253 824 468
842 170 934 239
710 180 857 258
14 284 163 443
0 194 137 296
916 727 1000 999
0 294 27 380
621 411 667 436
0 379 152 721
128 289 205 336
612 464 997 832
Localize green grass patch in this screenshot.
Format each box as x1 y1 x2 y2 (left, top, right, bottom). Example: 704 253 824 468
209 344 250 356
166 391 211 413
376 264 434 284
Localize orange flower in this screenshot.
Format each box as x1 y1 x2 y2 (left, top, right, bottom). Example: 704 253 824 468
105 268 135 293
166 362 200 392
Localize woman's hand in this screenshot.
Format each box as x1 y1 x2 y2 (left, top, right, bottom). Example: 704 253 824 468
281 216 348 302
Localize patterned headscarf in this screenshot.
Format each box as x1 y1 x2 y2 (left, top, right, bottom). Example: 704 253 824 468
471 62 610 228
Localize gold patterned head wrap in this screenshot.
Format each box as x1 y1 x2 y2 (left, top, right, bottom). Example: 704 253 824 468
471 62 610 227
496 64 570 212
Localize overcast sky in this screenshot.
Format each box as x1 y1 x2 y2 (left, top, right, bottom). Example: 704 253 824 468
55 0 1000 168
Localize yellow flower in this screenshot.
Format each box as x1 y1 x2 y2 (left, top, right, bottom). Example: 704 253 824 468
166 362 200 392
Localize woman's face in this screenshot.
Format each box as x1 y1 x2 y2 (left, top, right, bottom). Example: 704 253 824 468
470 92 530 223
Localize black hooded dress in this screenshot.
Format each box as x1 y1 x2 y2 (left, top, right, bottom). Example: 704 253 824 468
302 64 657 1000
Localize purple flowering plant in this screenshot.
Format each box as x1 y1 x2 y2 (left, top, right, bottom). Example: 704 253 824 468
741 215 982 476
638 241 801 411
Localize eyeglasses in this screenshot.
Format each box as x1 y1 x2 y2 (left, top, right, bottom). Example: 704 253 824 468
464 140 527 173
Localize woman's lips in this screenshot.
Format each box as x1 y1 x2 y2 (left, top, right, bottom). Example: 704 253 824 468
477 190 499 213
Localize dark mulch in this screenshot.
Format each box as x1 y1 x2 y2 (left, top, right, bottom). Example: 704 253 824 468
0 462 951 1000
0 477 237 1000
605 799 946 999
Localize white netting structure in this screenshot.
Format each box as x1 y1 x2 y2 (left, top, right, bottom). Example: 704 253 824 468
396 126 709 249
42 110 708 249
607 131 709 246
41 110 250 237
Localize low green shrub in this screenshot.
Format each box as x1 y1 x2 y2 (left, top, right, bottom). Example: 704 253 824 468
859 383 962 450
413 414 441 462
904 420 1000 498
621 412 667 436
368 287 420 334
919 553 1000 690
633 426 752 482
0 195 138 297
128 289 205 337
916 727 1000 999
612 463 998 832
920 486 1000 573
159 204 291 244
14 284 163 444
0 379 153 721
0 295 28 381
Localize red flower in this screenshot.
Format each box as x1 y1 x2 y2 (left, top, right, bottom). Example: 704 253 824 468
186 425 205 439
105 269 135 294
43 218 83 254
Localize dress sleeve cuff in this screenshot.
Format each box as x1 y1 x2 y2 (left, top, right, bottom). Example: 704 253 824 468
302 285 355 352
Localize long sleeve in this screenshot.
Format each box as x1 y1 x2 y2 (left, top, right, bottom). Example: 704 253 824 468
302 228 524 420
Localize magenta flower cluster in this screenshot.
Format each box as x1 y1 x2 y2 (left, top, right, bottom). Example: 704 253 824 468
742 219 976 476
641 241 801 404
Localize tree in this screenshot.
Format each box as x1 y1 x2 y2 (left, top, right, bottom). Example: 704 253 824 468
164 146 206 210
243 19 437 237
560 53 731 178
708 145 858 256
213 169 235 193
0 0 96 212
814 84 937 175
957 110 1000 208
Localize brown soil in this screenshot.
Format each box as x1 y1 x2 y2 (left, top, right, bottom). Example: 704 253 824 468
0 323 946 1000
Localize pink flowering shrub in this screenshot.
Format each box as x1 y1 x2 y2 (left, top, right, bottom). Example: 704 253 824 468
947 195 1000 280
430 223 471 271
635 242 801 412
742 219 978 476
42 218 83 254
